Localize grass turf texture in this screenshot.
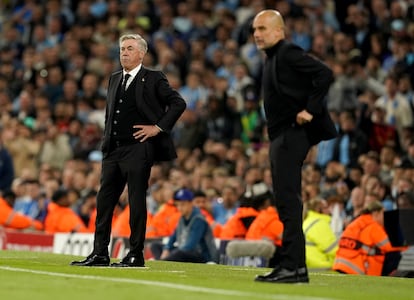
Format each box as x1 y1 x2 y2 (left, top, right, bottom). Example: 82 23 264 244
0 251 412 300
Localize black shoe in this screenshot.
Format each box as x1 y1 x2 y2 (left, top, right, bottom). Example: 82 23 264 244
110 256 145 268
70 254 110 267
255 267 309 283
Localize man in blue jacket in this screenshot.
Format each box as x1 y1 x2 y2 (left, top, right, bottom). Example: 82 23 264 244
161 188 218 263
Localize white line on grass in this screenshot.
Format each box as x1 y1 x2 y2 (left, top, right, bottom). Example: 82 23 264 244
0 266 335 300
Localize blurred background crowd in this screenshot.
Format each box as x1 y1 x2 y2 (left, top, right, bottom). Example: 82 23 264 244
0 0 414 270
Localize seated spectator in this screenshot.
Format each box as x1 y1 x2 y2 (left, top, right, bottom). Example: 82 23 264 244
212 184 239 225
303 197 338 269
44 188 89 233
0 190 43 231
332 110 369 168
333 201 407 276
160 188 218 263
111 204 152 238
245 183 283 247
146 184 181 239
192 189 222 237
220 183 266 239
245 183 283 267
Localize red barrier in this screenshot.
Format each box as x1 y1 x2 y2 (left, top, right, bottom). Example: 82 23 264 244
0 228 54 252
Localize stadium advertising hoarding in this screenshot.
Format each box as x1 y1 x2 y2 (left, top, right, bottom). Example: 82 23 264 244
0 228 54 252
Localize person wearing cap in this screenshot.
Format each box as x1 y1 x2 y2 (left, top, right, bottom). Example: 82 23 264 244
333 201 407 276
44 188 89 234
160 188 218 263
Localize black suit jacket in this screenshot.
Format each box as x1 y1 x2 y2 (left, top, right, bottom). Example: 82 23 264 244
270 40 337 145
101 67 186 161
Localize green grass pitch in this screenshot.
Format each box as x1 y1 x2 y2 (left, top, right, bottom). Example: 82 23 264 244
0 251 413 300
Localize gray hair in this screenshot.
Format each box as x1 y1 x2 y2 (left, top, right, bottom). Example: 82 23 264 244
119 34 148 53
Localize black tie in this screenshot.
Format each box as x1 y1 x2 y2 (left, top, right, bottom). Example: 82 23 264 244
122 74 131 92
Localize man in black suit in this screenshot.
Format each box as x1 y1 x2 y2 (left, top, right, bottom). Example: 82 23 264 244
71 34 186 267
252 10 337 283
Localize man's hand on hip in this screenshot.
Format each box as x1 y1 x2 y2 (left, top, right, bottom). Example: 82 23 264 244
133 124 161 142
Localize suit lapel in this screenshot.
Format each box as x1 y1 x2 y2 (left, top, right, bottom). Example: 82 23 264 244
108 72 123 122
134 67 158 123
134 67 146 110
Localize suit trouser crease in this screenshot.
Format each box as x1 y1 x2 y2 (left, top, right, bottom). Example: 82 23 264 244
94 142 153 256
270 126 310 270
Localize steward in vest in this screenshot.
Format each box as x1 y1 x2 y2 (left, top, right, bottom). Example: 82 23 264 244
44 189 89 233
160 188 218 263
333 201 407 276
111 204 153 237
245 184 283 247
220 182 276 240
145 198 181 238
303 197 338 269
0 191 43 231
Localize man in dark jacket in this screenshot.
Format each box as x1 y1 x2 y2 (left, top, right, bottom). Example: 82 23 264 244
71 34 186 268
252 10 337 283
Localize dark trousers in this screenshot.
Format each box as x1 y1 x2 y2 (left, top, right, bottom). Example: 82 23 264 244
93 141 154 257
269 125 310 270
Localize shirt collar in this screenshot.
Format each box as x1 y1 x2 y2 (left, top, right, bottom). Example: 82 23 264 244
123 64 142 79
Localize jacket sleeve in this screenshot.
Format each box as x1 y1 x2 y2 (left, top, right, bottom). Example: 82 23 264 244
284 44 334 115
153 72 186 133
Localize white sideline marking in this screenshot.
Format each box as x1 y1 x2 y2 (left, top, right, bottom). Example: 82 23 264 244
0 266 334 300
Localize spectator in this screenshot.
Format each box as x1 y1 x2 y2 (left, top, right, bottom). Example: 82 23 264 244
332 110 369 168
239 84 265 148
38 124 72 170
212 184 239 225
245 182 284 265
333 200 407 276
375 74 413 149
219 183 262 240
160 188 219 263
44 188 89 233
0 190 43 231
0 126 14 193
303 197 338 269
146 181 181 239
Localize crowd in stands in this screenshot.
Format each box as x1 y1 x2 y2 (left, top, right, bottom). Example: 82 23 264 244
1 0 414 274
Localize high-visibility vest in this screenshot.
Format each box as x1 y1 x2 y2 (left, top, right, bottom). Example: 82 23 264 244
245 206 283 246
303 210 338 269
0 197 43 230
333 214 402 276
44 202 88 233
146 199 181 238
220 207 259 239
112 205 153 237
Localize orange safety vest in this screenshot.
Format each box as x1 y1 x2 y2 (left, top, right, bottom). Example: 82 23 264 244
88 207 120 233
111 205 153 237
245 206 284 246
333 214 404 276
0 197 43 230
145 199 181 238
44 202 88 233
200 208 222 238
220 207 259 239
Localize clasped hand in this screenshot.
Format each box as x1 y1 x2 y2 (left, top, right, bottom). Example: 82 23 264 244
296 110 313 125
